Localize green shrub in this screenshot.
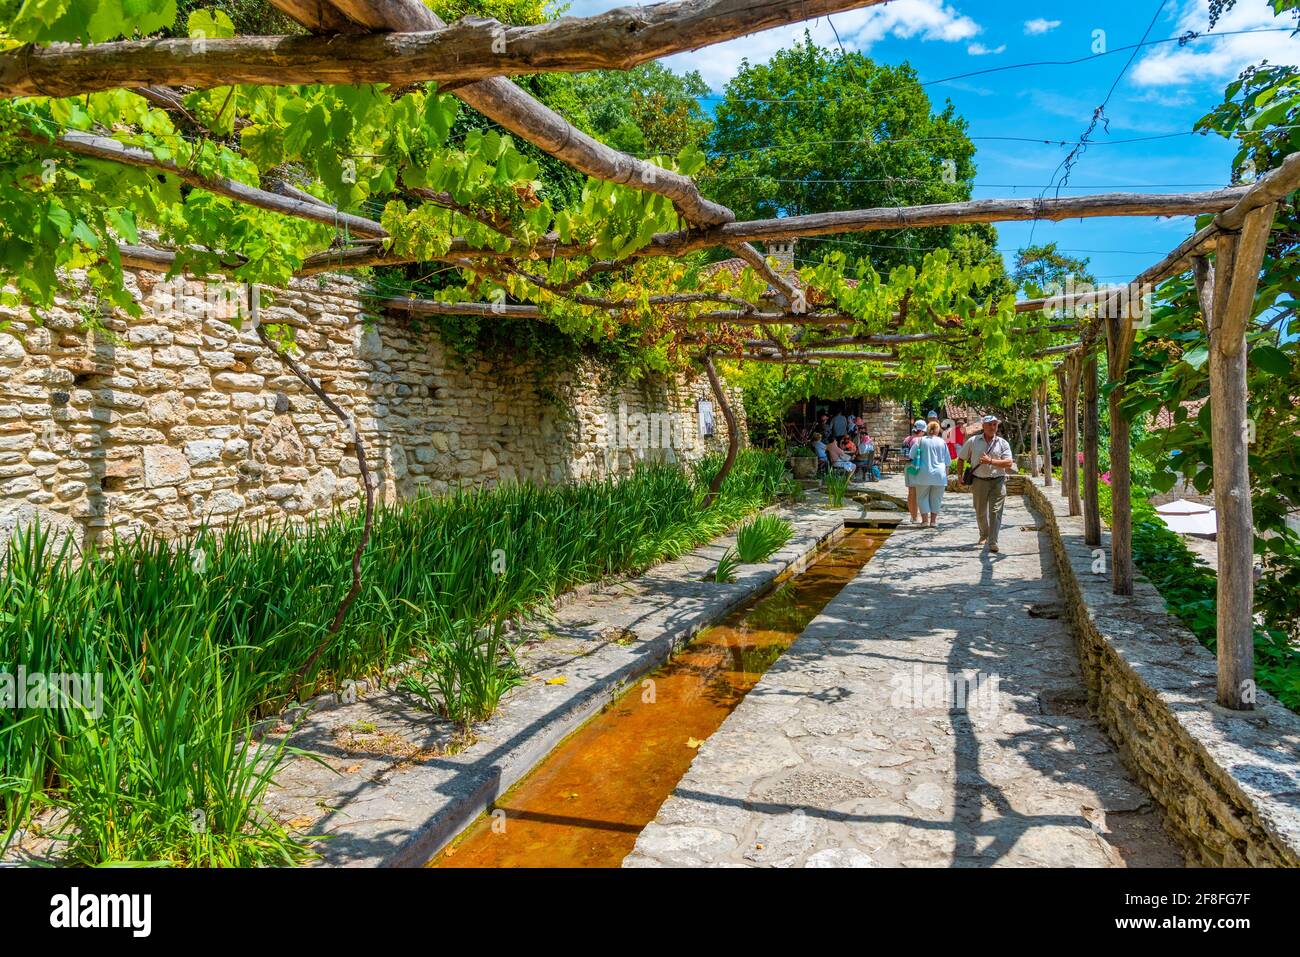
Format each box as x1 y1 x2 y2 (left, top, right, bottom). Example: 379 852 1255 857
824 470 850 507
712 548 740 583
735 514 794 563
399 612 522 727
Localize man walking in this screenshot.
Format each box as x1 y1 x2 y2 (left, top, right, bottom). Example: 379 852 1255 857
960 414 1015 553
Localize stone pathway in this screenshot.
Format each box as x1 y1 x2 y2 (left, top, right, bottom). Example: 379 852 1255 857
626 479 1184 867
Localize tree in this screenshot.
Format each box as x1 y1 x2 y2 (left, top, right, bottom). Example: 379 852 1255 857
704 34 1001 275
569 63 713 160
1011 243 1095 296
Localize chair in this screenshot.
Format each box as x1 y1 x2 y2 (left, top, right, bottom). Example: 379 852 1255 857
876 444 893 473
855 450 877 482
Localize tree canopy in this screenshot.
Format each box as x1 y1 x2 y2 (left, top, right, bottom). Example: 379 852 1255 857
704 34 1002 276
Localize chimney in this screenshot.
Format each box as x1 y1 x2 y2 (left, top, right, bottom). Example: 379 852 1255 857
765 240 795 271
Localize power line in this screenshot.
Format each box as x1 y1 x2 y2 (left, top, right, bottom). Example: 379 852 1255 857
689 27 1292 103
703 127 1295 161
717 176 1226 188
1029 1 1171 246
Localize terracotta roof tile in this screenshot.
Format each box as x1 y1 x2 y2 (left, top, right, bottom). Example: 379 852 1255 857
1151 398 1207 431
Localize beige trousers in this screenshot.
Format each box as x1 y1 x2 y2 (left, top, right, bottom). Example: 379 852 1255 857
971 476 1007 546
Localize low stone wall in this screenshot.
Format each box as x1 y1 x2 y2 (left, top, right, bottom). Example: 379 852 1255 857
1022 478 1300 867
0 271 745 550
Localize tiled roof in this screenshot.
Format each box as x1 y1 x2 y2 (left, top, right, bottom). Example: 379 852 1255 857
1150 398 1207 431
945 401 981 424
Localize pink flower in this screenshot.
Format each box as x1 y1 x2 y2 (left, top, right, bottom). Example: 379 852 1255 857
1101 471 1111 485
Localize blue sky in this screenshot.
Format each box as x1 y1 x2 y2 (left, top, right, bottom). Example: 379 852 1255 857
557 0 1299 284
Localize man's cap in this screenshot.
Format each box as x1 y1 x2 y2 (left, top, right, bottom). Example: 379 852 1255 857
912 419 926 431
982 414 1000 424
927 410 939 419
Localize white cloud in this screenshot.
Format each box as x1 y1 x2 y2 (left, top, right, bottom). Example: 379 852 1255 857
657 0 983 90
967 42 1006 56
1023 18 1062 35
1131 0 1300 88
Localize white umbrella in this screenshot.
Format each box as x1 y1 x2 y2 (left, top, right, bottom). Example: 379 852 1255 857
1155 498 1213 515
1155 499 1217 536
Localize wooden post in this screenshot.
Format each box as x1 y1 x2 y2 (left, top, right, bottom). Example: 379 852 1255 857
1064 357 1082 516
1105 310 1136 596
1082 352 1101 545
1041 381 1054 487
1029 386 1040 481
1193 203 1274 710
1055 366 1069 499
700 353 739 510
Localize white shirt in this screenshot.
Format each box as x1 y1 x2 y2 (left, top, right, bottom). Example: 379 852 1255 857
960 433 1014 479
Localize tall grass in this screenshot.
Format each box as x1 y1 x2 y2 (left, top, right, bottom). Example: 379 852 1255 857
735 515 794 563
0 450 783 864
824 470 850 507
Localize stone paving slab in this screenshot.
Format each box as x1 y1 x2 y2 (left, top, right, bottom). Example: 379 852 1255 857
261 497 879 867
626 477 1184 868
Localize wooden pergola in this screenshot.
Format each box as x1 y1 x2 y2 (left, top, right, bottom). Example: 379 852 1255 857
6 0 1297 710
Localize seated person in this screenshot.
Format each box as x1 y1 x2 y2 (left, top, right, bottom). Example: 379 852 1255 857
826 437 856 474
811 431 828 464
840 434 858 457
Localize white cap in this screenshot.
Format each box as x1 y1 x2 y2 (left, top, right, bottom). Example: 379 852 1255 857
982 414 1000 424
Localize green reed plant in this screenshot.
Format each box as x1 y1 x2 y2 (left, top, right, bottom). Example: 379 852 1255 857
824 470 850 507
735 515 794 563
399 610 522 726
712 548 740 583
0 450 784 864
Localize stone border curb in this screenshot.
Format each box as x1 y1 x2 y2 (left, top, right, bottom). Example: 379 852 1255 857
1023 479 1300 867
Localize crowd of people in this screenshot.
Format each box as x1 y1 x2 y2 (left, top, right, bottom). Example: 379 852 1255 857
809 412 882 482
803 408 1015 553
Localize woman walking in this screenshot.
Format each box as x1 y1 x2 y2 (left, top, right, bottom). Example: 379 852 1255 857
911 420 952 528
901 419 925 523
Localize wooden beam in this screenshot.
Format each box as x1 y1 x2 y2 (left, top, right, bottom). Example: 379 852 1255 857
381 296 542 318
271 0 742 226
1082 353 1101 546
0 0 888 98
740 350 900 362
1084 153 1300 326
293 187 1250 274
1219 204 1278 351
684 190 1249 252
729 242 798 307
32 129 388 239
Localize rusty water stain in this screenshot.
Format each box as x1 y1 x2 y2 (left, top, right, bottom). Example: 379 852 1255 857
430 527 888 868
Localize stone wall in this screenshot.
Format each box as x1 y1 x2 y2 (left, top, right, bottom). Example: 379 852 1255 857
858 400 912 447
0 271 745 551
1020 478 1300 867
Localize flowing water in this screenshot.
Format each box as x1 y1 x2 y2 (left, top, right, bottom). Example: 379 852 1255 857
430 526 889 868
